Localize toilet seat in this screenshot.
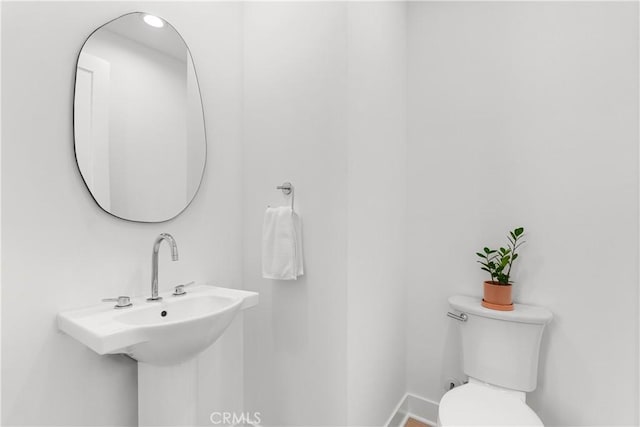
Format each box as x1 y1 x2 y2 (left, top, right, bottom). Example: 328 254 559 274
438 382 543 426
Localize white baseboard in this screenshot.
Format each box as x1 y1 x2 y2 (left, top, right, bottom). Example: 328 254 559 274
246 394 437 427
385 393 439 427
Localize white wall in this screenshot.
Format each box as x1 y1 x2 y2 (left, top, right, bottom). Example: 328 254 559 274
241 3 349 425
241 3 411 425
406 2 639 426
346 2 407 425
2 2 244 425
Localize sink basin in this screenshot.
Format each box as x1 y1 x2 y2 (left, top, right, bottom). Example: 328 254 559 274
58 285 258 365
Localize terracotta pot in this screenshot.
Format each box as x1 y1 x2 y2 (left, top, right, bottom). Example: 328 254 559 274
482 281 514 311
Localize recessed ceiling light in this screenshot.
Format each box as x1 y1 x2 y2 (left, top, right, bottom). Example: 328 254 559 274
143 14 164 28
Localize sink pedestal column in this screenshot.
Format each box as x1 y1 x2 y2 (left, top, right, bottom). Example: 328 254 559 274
138 358 198 426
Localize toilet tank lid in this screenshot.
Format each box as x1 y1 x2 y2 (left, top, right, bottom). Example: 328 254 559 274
449 295 553 325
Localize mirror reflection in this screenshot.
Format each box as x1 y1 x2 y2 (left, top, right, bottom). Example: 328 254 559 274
74 12 206 222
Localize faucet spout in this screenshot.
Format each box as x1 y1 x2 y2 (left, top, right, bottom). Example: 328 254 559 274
148 233 179 302
168 240 179 261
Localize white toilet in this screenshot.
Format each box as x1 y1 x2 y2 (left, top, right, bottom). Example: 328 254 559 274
438 295 553 426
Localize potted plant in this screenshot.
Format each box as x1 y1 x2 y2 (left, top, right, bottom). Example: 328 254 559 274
475 227 525 311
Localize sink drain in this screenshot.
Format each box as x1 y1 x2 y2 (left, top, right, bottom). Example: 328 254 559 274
161 310 167 317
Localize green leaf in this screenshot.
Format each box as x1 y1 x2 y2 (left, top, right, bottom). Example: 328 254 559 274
512 253 519 260
496 273 509 284
480 267 491 273
476 252 486 258
484 247 491 254
515 227 524 236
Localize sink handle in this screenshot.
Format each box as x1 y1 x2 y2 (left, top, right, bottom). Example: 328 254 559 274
102 296 132 309
173 281 195 296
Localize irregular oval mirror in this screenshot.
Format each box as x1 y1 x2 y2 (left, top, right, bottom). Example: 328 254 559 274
74 12 206 222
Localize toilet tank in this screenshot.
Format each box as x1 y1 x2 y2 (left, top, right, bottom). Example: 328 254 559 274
449 295 552 392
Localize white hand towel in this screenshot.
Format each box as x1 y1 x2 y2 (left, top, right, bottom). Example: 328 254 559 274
262 206 304 280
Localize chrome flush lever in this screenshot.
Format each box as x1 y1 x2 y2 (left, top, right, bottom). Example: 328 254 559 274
102 296 132 309
173 281 195 296
447 311 468 322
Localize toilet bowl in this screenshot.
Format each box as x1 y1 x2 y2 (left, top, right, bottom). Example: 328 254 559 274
438 296 552 426
437 379 542 426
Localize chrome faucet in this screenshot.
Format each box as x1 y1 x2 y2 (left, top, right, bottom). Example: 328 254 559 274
148 233 179 302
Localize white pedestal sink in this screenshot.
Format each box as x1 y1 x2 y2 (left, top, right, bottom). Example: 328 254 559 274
57 285 258 426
